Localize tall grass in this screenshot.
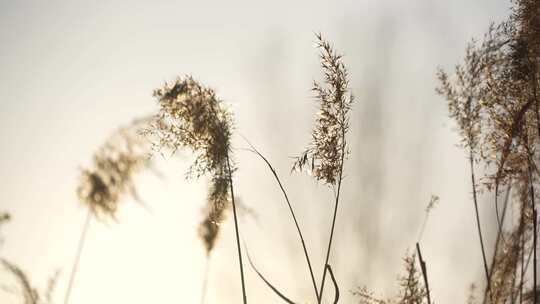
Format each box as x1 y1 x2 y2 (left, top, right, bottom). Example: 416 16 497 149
435 0 540 302
3 1 539 302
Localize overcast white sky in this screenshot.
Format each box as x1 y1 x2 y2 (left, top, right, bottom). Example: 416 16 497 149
0 0 511 303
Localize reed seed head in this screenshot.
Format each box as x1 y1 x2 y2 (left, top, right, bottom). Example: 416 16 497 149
77 117 152 220
145 76 237 254
146 76 234 179
293 33 354 186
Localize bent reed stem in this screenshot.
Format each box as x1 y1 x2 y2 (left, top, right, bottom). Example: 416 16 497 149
241 138 318 301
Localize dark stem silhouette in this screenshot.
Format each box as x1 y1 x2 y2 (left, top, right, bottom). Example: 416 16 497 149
416 242 431 304
227 156 247 304
243 140 318 300
318 125 346 303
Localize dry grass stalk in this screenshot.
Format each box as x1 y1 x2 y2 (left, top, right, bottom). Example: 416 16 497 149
242 138 319 300
292 33 353 304
146 76 247 304
437 0 540 302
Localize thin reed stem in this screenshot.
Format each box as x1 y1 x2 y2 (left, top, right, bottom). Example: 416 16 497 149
318 126 346 303
534 208 538 304
484 184 512 304
495 184 507 247
244 245 297 304
416 243 432 304
64 209 92 304
226 155 247 304
325 264 339 304
470 151 490 290
521 224 525 304
242 139 318 301
528 152 538 304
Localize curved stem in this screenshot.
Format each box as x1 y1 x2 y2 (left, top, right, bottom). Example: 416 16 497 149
242 140 318 300
245 245 297 304
325 264 339 304
226 156 247 304
64 209 92 304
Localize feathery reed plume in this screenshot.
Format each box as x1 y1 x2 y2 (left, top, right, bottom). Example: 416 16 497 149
293 33 353 303
77 117 153 220
1 258 58 304
438 0 540 301
437 38 491 287
292 33 353 185
65 117 154 304
399 252 428 304
146 76 247 304
0 211 10 247
197 182 230 304
467 284 478 304
417 195 439 242
353 252 427 304
353 287 389 304
2 258 39 304
0 212 9 224
198 180 230 256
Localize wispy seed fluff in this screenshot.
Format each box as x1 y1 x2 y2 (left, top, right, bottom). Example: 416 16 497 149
146 76 235 250
293 34 354 185
198 180 229 255
77 117 153 220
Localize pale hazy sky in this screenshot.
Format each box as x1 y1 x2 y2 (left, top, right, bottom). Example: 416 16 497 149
0 0 511 303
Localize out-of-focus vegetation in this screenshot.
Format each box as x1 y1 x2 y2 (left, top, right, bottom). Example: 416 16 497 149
1 0 539 303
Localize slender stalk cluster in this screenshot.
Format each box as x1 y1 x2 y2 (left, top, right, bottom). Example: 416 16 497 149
437 0 540 302
290 33 355 303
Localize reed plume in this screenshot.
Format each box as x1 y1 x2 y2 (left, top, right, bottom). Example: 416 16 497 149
1 216 59 304
293 33 354 303
197 181 230 304
353 252 428 304
293 34 353 185
77 117 153 220
146 76 247 304
437 0 540 302
0 211 10 247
